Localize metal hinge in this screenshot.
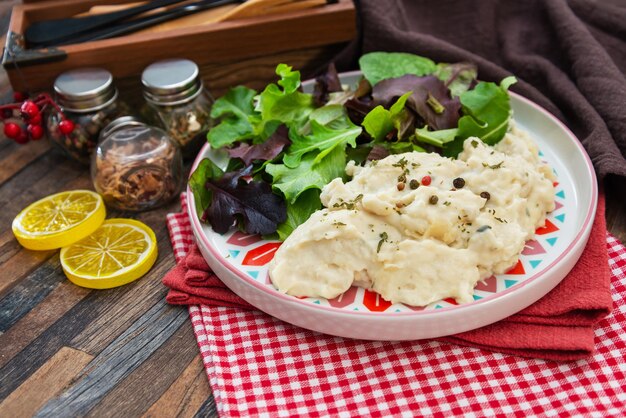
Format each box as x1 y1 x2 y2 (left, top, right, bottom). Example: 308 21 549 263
2 31 67 69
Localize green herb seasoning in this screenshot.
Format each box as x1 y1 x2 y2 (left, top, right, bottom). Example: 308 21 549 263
482 161 504 169
377 232 389 253
333 194 363 210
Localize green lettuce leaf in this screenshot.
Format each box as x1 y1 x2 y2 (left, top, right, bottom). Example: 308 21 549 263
283 115 361 168
362 91 412 141
435 62 478 97
210 85 256 119
255 64 314 131
443 76 517 157
309 105 354 130
359 52 437 86
266 146 346 204
188 158 224 218
415 126 458 147
207 86 257 148
276 188 322 241
384 141 427 154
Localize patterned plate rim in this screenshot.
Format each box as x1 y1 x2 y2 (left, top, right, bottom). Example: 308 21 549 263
187 76 597 317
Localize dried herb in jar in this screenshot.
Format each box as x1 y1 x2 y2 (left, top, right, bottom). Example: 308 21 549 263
141 59 214 159
92 122 183 211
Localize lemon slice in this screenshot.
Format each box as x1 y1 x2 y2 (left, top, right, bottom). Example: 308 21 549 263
60 219 158 289
12 190 106 251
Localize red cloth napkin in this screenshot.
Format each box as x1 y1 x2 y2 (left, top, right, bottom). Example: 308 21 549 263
163 247 252 308
163 194 612 361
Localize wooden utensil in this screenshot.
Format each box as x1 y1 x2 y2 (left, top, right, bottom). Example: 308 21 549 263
136 0 335 34
25 0 189 47
57 0 244 45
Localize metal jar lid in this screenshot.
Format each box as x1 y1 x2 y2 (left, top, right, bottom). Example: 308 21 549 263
141 59 203 106
99 116 146 140
54 68 118 113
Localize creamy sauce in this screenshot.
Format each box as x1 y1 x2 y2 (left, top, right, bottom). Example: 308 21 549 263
269 126 556 306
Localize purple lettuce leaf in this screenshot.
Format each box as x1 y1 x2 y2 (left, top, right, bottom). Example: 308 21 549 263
203 166 287 235
313 63 343 107
372 75 461 130
344 96 375 126
366 145 390 161
226 125 290 166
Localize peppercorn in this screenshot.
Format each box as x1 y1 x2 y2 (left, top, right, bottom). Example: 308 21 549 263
453 177 465 188
397 182 405 191
429 195 439 205
480 191 491 200
409 179 419 189
421 175 432 186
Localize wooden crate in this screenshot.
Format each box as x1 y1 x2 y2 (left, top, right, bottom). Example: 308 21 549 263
2 0 356 99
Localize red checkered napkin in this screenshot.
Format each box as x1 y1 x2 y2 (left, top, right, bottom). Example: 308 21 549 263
169 194 626 416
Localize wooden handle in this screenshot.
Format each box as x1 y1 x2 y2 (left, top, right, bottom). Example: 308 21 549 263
76 3 149 17
135 0 328 34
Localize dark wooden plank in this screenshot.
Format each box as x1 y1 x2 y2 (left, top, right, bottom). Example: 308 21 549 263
0 140 52 185
192 395 218 418
0 288 104 401
85 318 202 418
0 347 93 418
0 257 64 332
0 281 90 369
69 217 179 355
34 301 189 417
0 233 55 296
142 354 213 418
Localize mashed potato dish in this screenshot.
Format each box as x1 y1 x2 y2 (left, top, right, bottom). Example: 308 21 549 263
268 125 556 307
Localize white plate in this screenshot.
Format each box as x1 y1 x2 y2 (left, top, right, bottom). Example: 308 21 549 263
187 72 597 340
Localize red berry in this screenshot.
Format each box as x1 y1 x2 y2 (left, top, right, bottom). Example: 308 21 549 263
421 175 432 186
20 100 40 119
29 113 42 125
3 122 21 139
58 119 75 135
13 92 27 102
27 124 44 140
14 132 29 144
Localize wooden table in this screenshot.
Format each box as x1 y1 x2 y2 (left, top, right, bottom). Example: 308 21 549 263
0 4 625 418
0 4 216 417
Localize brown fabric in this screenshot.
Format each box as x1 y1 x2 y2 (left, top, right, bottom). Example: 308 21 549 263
335 0 626 179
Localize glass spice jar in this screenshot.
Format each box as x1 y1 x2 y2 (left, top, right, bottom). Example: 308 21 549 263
141 59 213 159
91 117 183 212
47 68 129 164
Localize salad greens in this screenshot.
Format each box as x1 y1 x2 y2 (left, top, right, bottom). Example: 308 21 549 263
359 52 438 86
190 52 517 239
